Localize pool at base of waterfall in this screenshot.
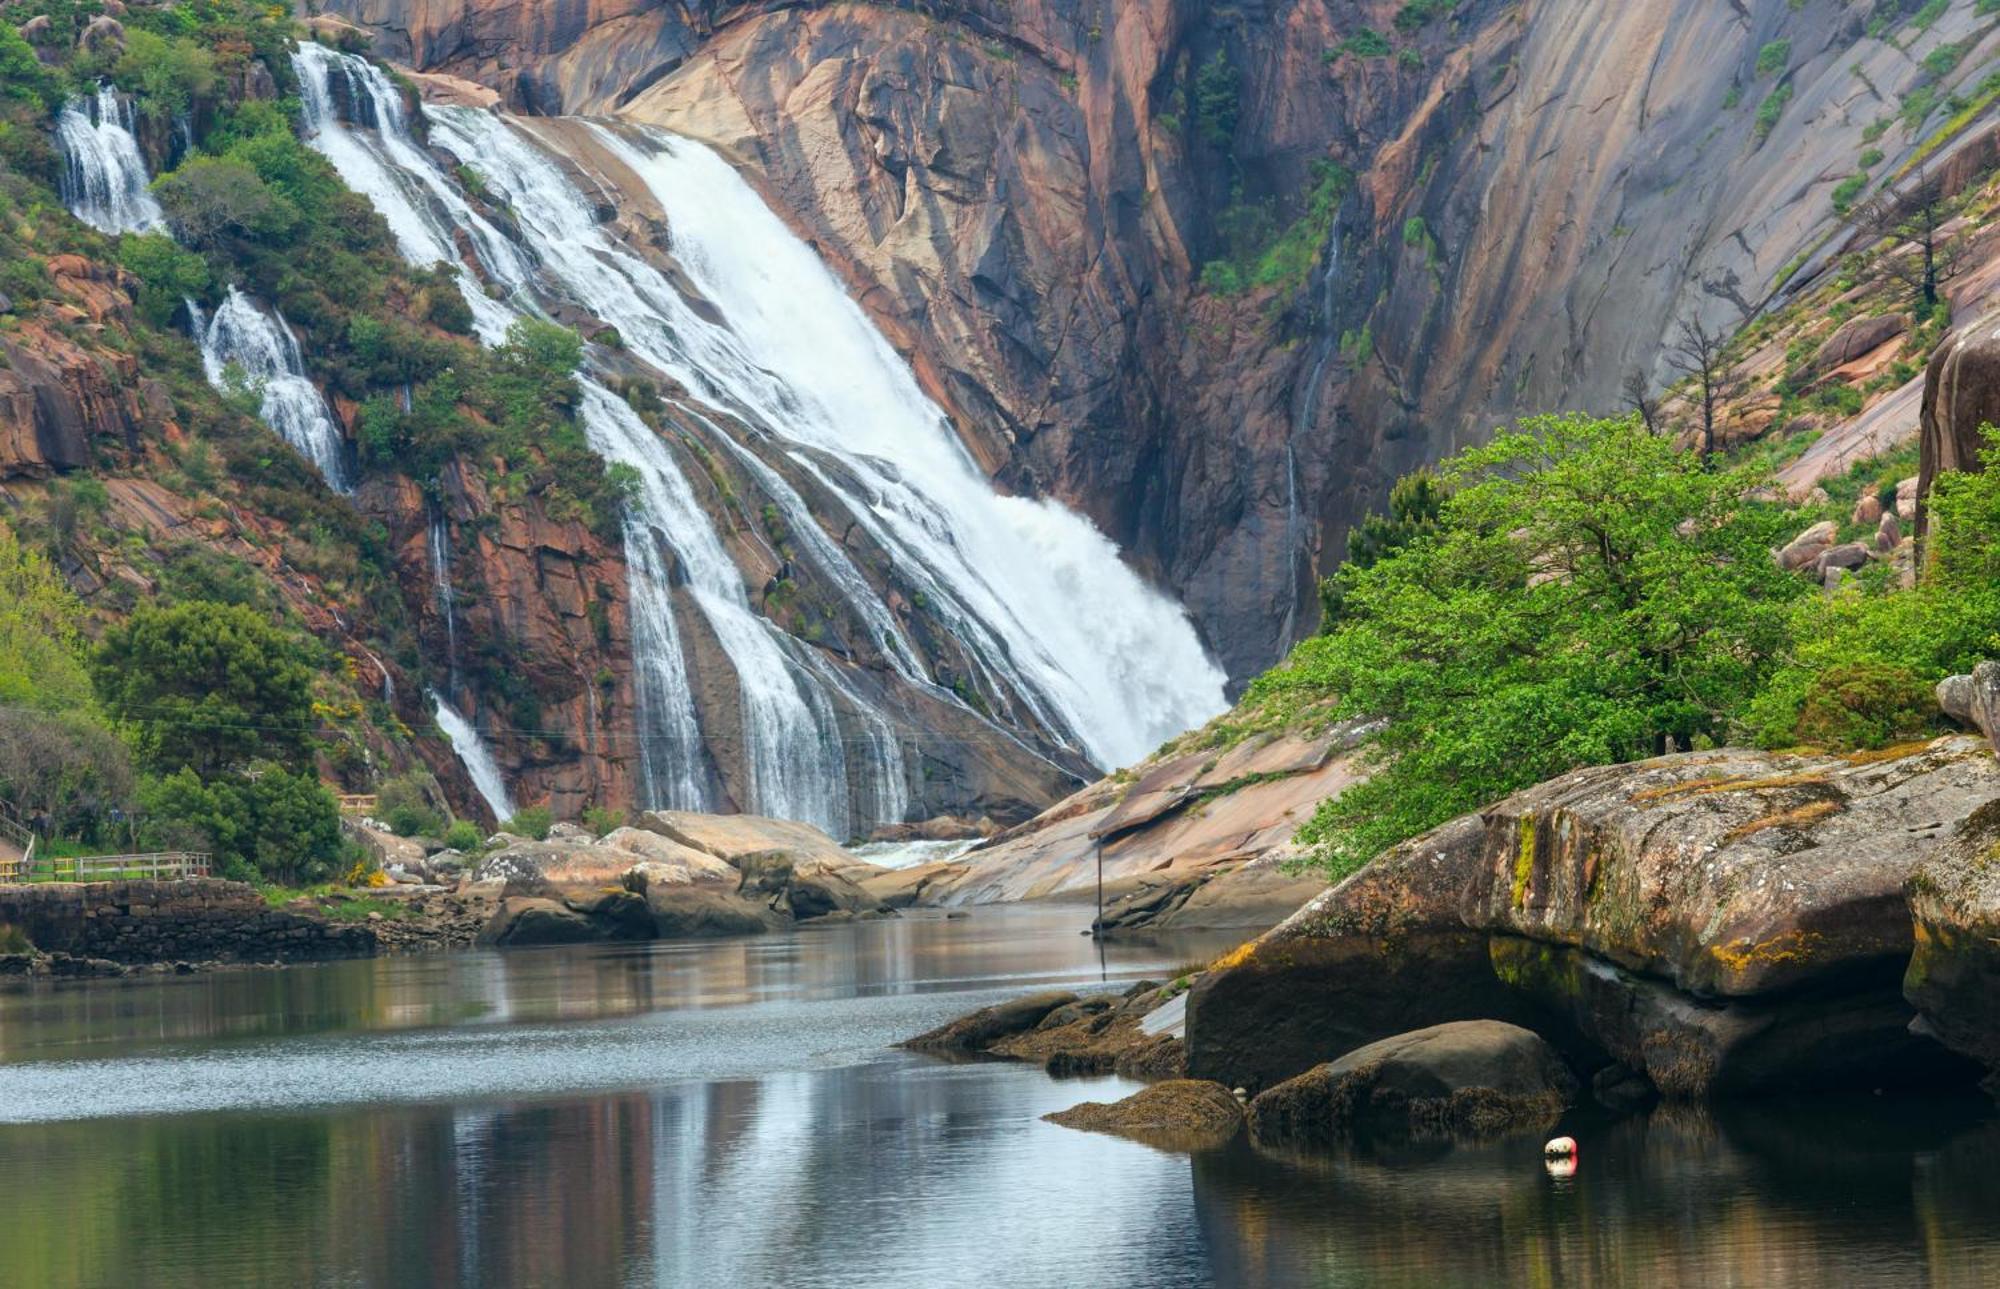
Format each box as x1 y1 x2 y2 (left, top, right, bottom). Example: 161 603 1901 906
1 905 1996 1288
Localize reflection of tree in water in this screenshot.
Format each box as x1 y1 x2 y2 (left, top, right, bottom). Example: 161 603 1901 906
1189 1096 2000 1287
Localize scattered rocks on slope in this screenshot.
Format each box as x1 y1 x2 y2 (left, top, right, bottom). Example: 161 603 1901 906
1187 739 2000 1098
1775 520 1837 571
1045 1080 1245 1151
1247 1022 1576 1150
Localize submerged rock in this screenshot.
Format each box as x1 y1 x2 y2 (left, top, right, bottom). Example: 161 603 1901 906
1247 1022 1575 1149
1045 1080 1245 1151
1189 739 2000 1097
902 991 1081 1053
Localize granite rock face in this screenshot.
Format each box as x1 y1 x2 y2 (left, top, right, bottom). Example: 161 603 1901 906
317 0 2000 682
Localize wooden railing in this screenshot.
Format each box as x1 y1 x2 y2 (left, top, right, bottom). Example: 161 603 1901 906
0 815 34 884
1 851 211 884
336 794 379 816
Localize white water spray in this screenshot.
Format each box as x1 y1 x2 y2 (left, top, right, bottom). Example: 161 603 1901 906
432 694 516 823
189 287 351 491
55 85 165 235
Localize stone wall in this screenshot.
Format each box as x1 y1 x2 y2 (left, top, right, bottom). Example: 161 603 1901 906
0 879 375 964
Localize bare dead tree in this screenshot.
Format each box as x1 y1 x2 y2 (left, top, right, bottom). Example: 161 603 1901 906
1856 166 1965 315
1663 313 1734 461
1623 368 1662 435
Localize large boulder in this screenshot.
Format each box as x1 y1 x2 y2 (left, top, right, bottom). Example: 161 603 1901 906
643 885 778 939
1045 1080 1245 1151
1918 311 2000 542
1247 1021 1575 1149
637 809 853 867
1813 313 1907 373
1904 800 2000 1076
1188 739 2000 1097
1937 662 2000 755
1775 520 1837 571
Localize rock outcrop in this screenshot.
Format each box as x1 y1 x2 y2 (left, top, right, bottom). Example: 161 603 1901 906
1905 800 2000 1079
1188 739 2000 1098
1247 1021 1575 1148
1938 663 2000 755
0 323 142 479
473 809 895 944
1919 309 2000 541
1045 1080 1245 1151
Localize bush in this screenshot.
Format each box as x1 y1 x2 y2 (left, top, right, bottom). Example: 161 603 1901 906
118 233 209 328
1792 662 1938 749
376 771 445 837
501 805 552 840
582 805 625 838
114 30 217 121
141 764 343 884
153 157 297 248
442 819 483 852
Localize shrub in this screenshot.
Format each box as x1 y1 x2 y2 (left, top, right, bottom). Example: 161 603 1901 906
376 771 445 837
1792 662 1938 749
582 805 625 837
153 157 297 247
442 819 483 852
501 805 552 840
118 233 209 327
1755 40 1791 78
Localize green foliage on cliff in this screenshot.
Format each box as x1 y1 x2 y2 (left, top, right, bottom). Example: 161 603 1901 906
1193 50 1240 149
1262 415 1807 877
1202 161 1351 296
1749 428 2000 747
1316 468 1444 631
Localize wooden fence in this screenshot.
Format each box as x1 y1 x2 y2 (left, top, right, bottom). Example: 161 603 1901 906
0 850 211 884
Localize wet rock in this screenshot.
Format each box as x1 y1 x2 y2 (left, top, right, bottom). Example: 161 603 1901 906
1189 740 2000 1097
478 897 597 946
1045 1080 1245 1151
1905 800 2000 1078
1247 1022 1576 1149
904 991 1082 1053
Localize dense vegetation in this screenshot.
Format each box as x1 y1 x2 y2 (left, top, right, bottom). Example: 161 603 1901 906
0 0 631 874
1245 417 2000 879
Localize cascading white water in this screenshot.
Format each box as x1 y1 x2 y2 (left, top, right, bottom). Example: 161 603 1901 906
188 287 351 491
55 84 165 235
289 43 1228 833
428 513 459 680
572 125 1227 769
432 694 516 823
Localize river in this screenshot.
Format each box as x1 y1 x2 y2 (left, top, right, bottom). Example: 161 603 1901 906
1 905 1996 1287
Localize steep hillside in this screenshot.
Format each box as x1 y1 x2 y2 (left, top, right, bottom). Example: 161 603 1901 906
315 0 2000 682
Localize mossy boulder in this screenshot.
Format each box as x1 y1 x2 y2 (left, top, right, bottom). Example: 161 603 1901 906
1247 1021 1575 1149
1190 739 1999 1097
1045 1080 1244 1151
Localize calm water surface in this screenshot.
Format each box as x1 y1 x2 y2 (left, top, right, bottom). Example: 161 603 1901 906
1 905 1997 1287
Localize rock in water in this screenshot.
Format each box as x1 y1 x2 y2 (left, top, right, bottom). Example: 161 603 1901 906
902 991 1080 1053
1247 1022 1575 1150
1904 800 2000 1079
1044 1080 1245 1151
1188 739 2000 1097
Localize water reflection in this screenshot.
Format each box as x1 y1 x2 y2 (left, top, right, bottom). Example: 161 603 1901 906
2 909 1999 1286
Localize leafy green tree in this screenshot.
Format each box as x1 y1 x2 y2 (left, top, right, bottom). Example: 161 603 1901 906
118 232 210 328
153 157 297 248
0 520 94 713
1264 414 1805 877
93 600 317 777
114 30 217 121
1193 49 1241 149
141 765 343 884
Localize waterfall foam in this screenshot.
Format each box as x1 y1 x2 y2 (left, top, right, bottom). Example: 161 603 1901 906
189 287 351 491
55 84 164 235
432 695 516 823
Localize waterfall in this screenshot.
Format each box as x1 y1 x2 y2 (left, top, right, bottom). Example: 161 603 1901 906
288 44 1229 834
188 287 351 491
432 694 516 823
55 85 165 235
428 512 459 685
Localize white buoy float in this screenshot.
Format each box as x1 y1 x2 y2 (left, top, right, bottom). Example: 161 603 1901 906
1543 1136 1578 1178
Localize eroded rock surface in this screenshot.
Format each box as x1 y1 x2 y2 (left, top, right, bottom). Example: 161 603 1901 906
1045 1080 1244 1151
1189 739 2000 1097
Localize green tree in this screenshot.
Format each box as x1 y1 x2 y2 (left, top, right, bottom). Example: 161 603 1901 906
118 232 210 328
141 765 343 884
1193 49 1241 149
93 600 317 777
1317 468 1445 630
153 157 297 248
0 520 94 713
114 30 217 121
1264 414 1806 877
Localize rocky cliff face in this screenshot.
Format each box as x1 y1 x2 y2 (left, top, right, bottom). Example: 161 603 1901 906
316 0 2000 683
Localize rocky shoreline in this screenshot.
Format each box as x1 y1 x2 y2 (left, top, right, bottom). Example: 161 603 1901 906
903 669 2000 1158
